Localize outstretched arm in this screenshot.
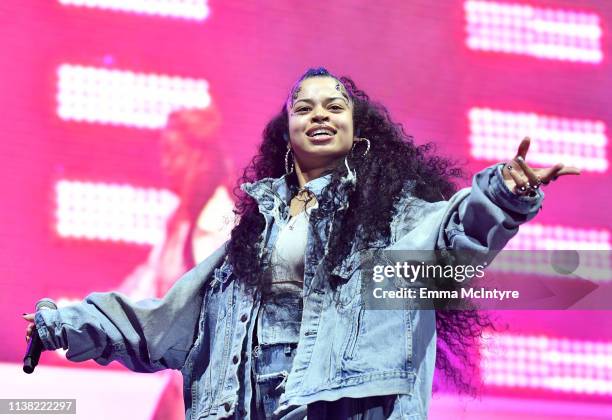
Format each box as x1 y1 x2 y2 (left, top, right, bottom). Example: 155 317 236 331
391 137 580 255
23 244 226 373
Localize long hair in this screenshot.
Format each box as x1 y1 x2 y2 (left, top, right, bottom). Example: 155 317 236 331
226 67 493 393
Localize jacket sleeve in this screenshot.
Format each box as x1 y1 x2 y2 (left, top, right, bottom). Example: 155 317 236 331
390 163 544 256
33 243 227 372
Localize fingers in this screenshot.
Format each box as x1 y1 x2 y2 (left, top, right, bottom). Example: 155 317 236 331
23 313 35 343
26 323 35 341
539 164 564 184
539 164 582 184
515 155 540 186
505 137 582 194
507 165 529 193
556 166 582 176
515 137 531 160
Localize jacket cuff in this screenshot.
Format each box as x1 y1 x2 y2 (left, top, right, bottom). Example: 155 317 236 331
488 163 544 215
35 310 62 351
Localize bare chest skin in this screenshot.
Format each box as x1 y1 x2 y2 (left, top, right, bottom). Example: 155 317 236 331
289 189 317 218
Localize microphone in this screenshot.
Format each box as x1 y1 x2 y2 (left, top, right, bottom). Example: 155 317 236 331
23 298 57 374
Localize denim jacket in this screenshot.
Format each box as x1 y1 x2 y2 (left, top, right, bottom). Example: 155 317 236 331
35 163 543 419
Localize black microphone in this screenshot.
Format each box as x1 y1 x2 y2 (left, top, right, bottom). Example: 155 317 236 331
23 298 57 374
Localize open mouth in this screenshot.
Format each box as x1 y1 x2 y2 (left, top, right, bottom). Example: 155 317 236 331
306 125 337 141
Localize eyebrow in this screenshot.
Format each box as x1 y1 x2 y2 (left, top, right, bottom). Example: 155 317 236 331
293 96 350 106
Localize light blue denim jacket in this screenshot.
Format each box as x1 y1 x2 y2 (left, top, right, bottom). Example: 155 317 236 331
35 163 543 419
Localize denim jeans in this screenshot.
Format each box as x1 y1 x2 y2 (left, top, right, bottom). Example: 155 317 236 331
252 343 402 420
252 343 298 419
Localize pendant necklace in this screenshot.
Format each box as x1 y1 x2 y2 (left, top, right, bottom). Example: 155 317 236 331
288 188 314 231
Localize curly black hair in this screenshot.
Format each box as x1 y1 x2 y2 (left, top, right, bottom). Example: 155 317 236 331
226 67 494 394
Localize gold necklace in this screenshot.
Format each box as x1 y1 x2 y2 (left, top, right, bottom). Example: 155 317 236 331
289 189 315 217
294 188 311 202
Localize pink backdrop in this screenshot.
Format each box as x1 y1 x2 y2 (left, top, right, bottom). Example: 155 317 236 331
1 1 610 418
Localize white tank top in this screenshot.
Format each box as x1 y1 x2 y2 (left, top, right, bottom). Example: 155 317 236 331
268 207 313 295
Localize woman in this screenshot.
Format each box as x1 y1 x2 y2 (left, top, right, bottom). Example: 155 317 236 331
24 68 579 419
119 107 235 300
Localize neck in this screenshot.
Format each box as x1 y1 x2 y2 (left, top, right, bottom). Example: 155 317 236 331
294 158 340 188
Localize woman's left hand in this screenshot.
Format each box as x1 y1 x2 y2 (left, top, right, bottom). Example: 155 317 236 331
502 137 581 196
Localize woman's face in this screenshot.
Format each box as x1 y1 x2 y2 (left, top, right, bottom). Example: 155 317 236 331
287 76 354 171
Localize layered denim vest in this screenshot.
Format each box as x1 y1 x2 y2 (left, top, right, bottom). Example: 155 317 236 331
35 164 543 419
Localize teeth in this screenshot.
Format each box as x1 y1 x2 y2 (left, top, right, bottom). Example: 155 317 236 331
310 129 334 136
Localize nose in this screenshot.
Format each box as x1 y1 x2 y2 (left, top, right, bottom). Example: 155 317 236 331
311 105 329 122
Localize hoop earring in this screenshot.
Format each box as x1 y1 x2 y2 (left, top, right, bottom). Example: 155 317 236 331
351 137 371 158
285 147 294 174
344 155 352 175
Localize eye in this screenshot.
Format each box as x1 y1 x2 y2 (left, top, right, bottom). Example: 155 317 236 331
296 107 311 113
329 105 344 110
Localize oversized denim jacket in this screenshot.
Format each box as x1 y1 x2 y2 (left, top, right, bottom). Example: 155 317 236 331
35 163 543 419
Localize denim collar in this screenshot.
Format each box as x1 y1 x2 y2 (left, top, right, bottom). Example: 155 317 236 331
240 160 357 216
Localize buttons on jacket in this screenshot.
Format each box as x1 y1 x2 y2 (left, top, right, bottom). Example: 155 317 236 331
240 314 248 322
232 355 239 364
223 402 231 412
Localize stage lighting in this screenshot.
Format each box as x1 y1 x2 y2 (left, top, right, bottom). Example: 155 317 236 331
469 107 608 173
482 333 612 396
55 180 179 245
58 0 209 21
465 1 603 63
57 65 211 129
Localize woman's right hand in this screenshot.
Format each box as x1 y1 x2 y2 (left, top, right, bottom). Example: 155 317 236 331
22 313 35 343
